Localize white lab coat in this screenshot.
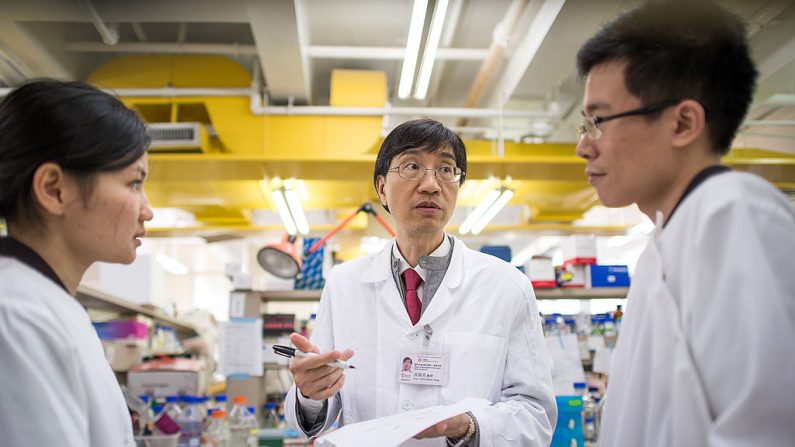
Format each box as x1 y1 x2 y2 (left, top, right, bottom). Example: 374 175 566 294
286 236 556 446
0 257 134 447
600 172 795 446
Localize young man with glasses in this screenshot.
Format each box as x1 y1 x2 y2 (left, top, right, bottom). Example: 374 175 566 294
284 118 556 446
576 1 795 445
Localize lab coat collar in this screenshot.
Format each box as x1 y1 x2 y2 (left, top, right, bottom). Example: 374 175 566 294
360 235 465 289
0 236 68 293
369 235 466 327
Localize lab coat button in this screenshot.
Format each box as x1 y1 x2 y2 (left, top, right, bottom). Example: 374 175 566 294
401 400 413 410
407 332 418 340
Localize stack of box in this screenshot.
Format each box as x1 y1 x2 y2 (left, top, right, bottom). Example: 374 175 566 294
93 317 150 371
527 257 556 289
560 235 597 288
128 357 205 397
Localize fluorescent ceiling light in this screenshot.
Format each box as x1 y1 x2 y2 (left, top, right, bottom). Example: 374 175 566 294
271 189 297 235
284 189 310 235
398 0 428 99
155 253 188 276
414 0 449 99
471 188 514 235
458 188 501 235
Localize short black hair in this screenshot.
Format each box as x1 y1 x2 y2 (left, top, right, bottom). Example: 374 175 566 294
576 0 757 155
0 79 149 225
373 118 466 212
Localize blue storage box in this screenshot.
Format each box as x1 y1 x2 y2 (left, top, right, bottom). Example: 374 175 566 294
551 395 584 447
480 245 511 263
294 237 326 290
588 264 630 287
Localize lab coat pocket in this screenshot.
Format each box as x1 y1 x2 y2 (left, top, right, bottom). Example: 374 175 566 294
441 332 507 403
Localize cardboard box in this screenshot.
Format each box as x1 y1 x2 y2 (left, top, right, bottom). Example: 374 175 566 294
562 235 597 267
560 264 587 288
127 370 203 398
588 265 630 288
527 257 556 289
101 340 146 371
93 319 149 342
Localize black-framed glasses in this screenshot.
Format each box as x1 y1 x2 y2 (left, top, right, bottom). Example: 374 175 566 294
387 161 464 183
579 99 681 140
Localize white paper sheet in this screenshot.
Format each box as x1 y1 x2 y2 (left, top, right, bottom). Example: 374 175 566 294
545 333 586 395
219 318 263 377
314 398 491 447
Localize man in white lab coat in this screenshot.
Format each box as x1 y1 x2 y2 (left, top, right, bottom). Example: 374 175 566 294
575 1 795 445
284 118 557 446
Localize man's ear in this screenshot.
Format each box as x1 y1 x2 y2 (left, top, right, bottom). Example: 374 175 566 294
31 162 71 217
376 175 388 208
671 99 706 149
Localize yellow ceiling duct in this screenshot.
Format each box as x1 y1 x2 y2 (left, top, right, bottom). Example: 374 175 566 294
83 55 795 235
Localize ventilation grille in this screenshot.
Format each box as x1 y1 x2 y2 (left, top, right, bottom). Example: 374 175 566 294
147 123 203 151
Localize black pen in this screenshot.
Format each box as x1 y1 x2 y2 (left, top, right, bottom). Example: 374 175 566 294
272 344 356 369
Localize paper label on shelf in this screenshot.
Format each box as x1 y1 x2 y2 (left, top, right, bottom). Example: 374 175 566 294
229 292 246 318
587 335 606 350
219 318 263 377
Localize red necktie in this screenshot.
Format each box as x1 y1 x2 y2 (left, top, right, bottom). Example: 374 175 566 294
402 269 423 325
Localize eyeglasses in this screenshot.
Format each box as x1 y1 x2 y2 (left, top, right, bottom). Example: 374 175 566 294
579 99 681 140
387 161 464 183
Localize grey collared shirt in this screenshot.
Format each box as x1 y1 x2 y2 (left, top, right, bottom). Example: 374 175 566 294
390 234 454 317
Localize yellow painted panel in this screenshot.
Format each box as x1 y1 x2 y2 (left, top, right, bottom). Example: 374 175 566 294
263 116 381 157
329 69 387 107
204 98 266 154
87 55 251 88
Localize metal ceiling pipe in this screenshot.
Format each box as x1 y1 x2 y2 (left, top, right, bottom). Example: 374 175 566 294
250 103 555 119
305 46 488 61
65 42 259 56
77 0 119 46
456 0 528 127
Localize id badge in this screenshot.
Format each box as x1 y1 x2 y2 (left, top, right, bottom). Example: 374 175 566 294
398 352 448 386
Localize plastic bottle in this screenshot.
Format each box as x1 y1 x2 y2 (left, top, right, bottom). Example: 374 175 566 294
613 304 623 332
261 402 279 428
580 385 596 442
212 394 228 414
177 396 203 447
306 313 317 337
228 395 250 447
588 387 602 441
595 393 606 442
244 406 259 447
573 382 586 396
163 396 183 420
584 416 596 442
204 409 229 447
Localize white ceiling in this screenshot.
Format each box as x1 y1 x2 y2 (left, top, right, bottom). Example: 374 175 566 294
0 0 794 150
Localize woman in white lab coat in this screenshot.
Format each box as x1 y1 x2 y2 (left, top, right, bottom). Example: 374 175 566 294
0 80 153 446
284 119 556 446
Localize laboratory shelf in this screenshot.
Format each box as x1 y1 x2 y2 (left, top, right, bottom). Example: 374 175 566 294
75 284 199 337
254 287 628 302
534 287 628 300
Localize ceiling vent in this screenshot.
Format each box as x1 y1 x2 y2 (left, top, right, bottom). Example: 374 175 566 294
147 122 208 153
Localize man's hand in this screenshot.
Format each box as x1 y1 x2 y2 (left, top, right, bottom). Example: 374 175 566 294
288 332 354 401
414 413 470 440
